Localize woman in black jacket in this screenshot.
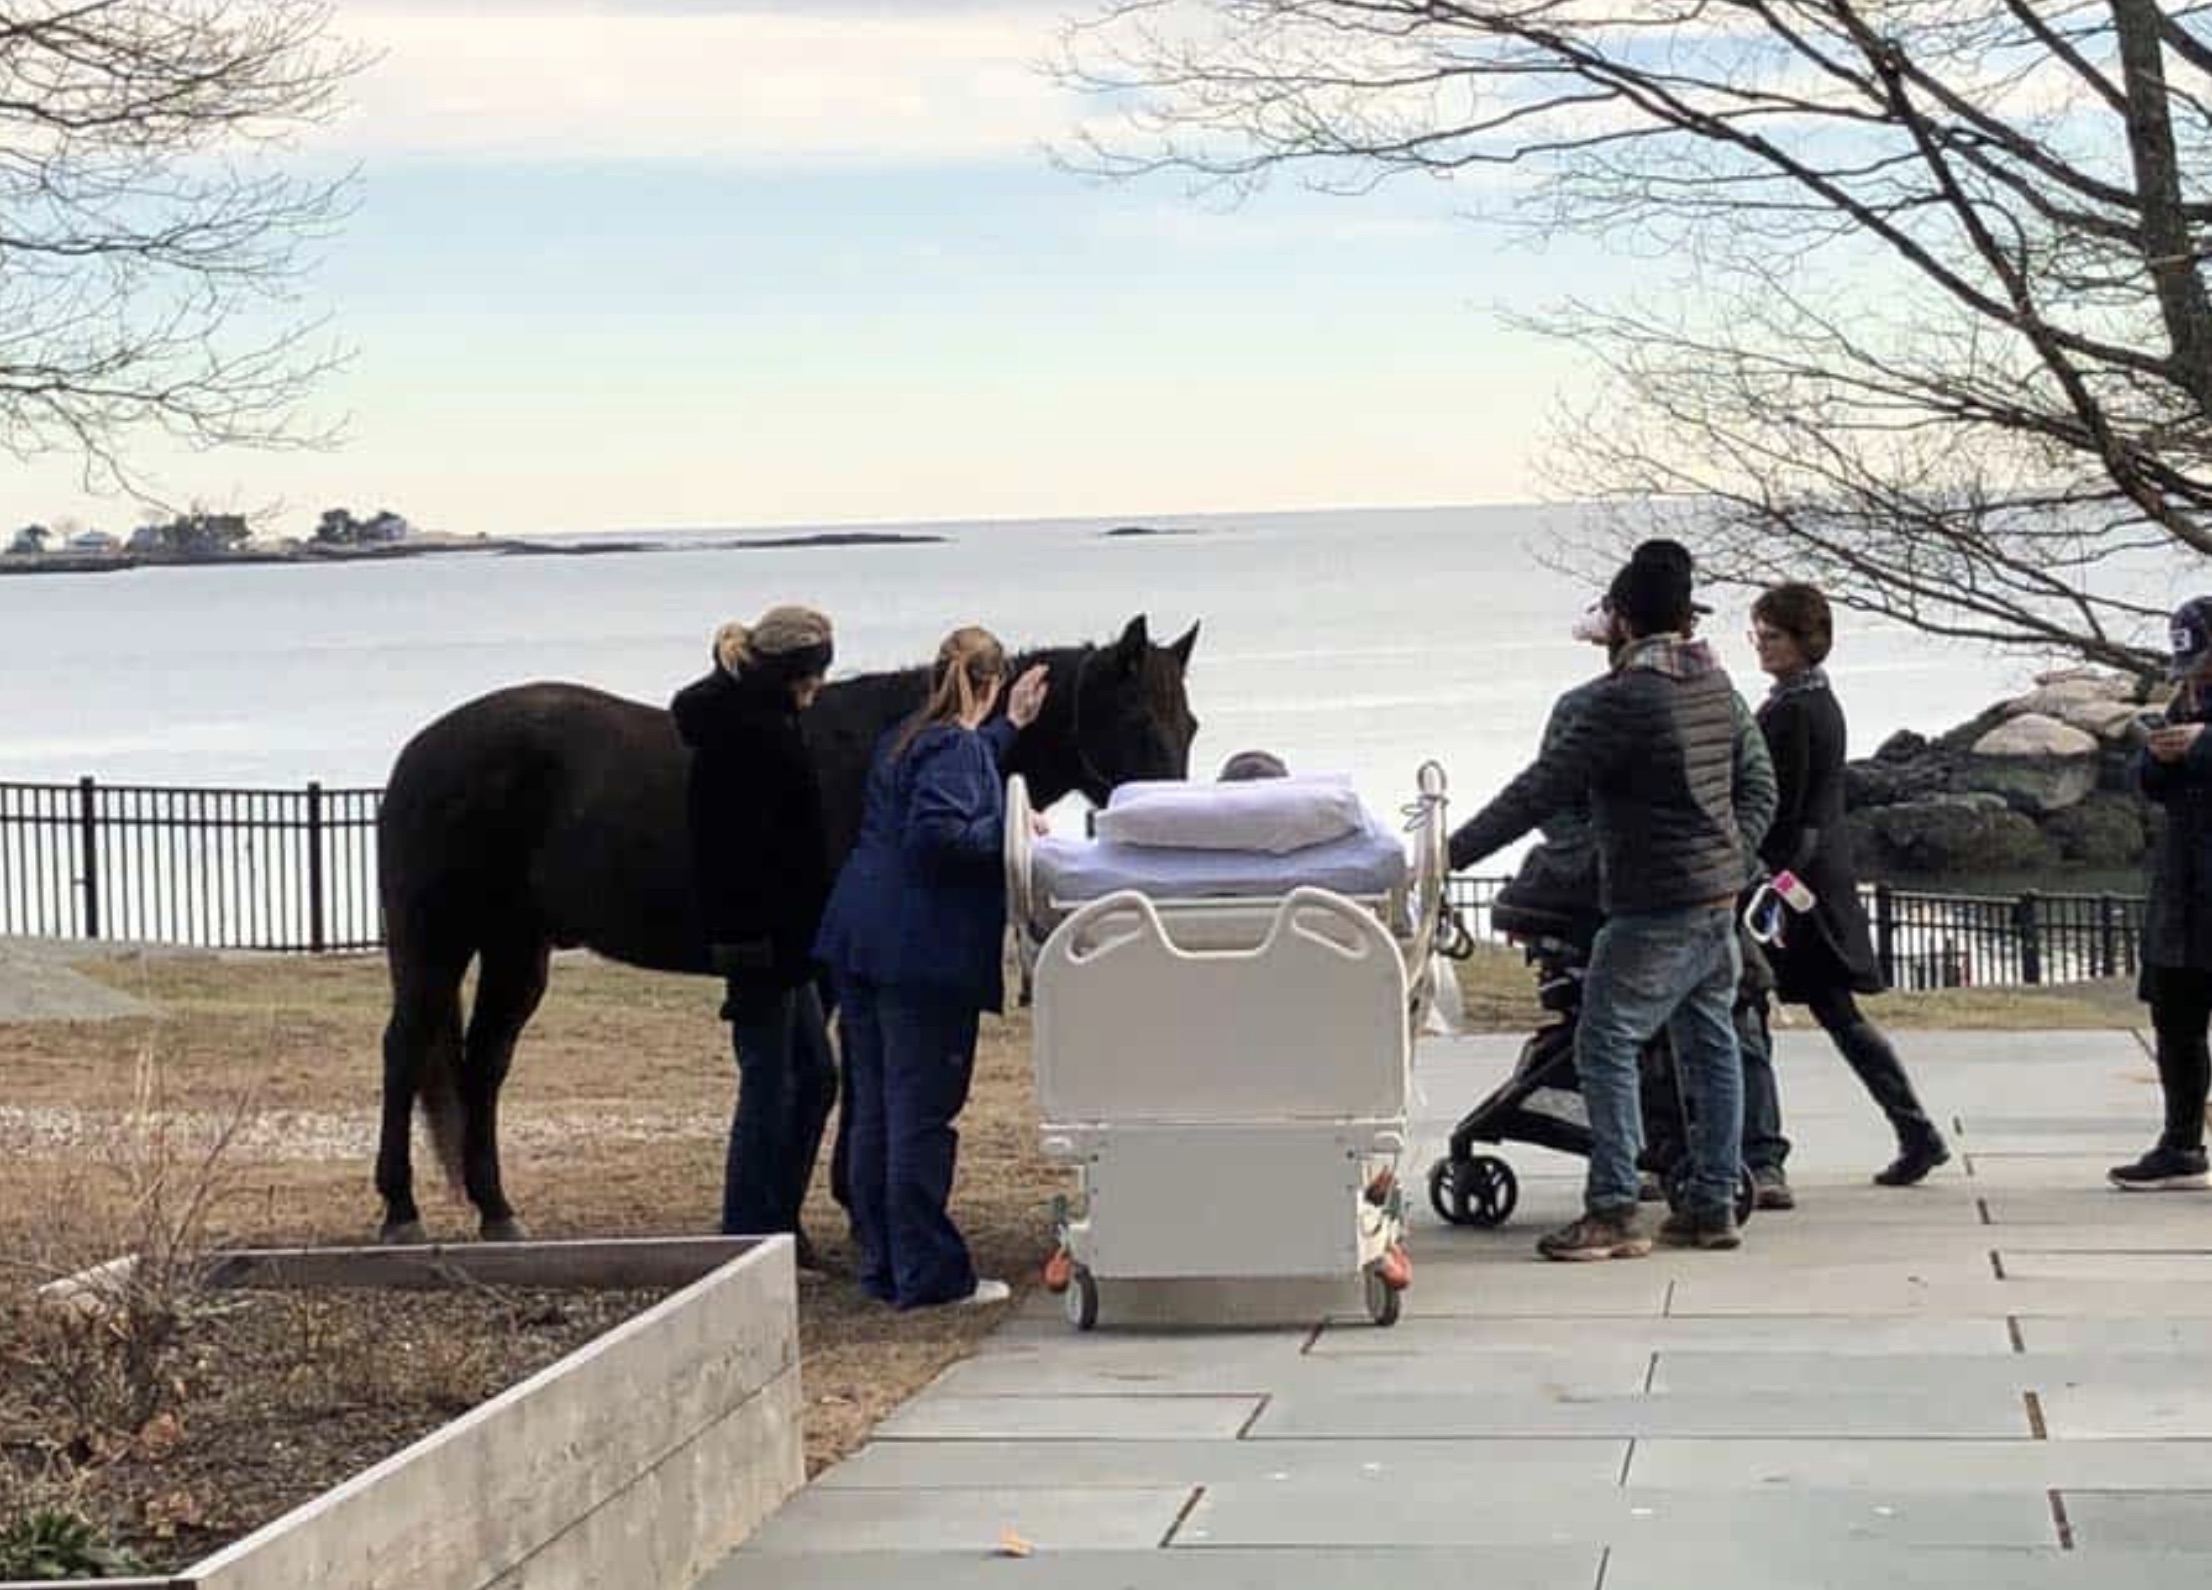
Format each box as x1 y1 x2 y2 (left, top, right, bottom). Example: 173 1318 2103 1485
1752 584 1949 1187
672 606 838 1260
2111 597 2212 1191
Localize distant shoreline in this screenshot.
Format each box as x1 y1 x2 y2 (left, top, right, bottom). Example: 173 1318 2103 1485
0 529 946 576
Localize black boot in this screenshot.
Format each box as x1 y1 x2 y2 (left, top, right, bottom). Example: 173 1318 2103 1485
1832 1019 1949 1185
1874 1127 1952 1187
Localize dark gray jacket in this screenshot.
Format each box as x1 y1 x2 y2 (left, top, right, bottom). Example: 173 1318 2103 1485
1538 672 1777 887
1450 636 1744 913
2140 685 2212 973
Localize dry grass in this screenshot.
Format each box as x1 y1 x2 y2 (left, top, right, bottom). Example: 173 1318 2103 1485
0 950 1062 1477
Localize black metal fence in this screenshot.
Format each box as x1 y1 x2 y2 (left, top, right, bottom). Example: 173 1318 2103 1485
0 776 2146 981
1446 875 2143 992
0 779 381 952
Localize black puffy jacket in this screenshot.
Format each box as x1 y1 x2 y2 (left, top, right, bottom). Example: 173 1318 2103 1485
1449 636 1743 913
670 667 831 990
2140 684 2212 974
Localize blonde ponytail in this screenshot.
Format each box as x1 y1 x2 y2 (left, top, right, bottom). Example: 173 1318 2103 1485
893 625 1008 759
714 621 756 675
715 605 834 680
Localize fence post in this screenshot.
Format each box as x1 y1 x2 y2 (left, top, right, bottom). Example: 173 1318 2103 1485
306 781 326 955
2098 893 2118 981
1873 883 1896 990
76 775 100 939
2015 891 2043 986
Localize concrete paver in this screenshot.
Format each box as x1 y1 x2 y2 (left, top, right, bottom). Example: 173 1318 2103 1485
706 1028 2212 1588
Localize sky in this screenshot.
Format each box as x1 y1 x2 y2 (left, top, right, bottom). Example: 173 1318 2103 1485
12 0 1615 540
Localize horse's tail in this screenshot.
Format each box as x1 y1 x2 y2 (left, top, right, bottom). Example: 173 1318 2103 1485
419 1018 467 1195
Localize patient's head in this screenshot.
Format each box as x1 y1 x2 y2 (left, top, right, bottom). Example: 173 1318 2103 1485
1217 750 1290 782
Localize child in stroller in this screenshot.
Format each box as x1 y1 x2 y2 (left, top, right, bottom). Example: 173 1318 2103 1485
1426 837 1759 1230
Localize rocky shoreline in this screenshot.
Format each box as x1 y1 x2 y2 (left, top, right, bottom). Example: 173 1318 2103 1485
1845 669 2168 881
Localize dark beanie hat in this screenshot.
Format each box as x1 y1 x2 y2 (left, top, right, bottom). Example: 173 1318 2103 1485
1608 540 1698 634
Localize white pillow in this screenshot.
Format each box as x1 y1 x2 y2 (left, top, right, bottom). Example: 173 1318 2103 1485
1095 775 1367 855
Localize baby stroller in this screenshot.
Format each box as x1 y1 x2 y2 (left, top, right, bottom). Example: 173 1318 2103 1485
1425 843 1756 1230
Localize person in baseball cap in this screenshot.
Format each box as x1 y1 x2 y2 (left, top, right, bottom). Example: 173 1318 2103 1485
2168 595 2212 681
2112 595 2212 1190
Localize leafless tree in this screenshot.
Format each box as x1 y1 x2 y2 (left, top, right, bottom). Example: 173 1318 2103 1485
1063 2 2212 678
0 2 368 495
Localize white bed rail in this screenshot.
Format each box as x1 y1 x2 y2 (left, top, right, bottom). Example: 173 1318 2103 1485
1033 886 1410 1127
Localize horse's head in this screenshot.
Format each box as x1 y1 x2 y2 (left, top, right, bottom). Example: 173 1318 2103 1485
1017 615 1200 805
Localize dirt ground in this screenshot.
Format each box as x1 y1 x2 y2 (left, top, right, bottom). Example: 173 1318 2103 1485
0 944 2142 1567
0 950 1060 1491
3 1283 666 1573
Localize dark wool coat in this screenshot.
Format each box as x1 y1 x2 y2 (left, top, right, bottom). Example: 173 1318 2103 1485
1756 673 1883 999
671 667 831 990
2139 685 2212 977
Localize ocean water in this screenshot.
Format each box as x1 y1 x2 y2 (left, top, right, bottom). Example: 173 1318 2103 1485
0 504 2088 852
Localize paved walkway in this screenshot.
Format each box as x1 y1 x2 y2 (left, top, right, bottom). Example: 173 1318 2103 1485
0 940 154 1022
705 1026 2212 1588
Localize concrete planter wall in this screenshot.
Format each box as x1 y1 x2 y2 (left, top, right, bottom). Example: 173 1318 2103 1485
8 1236 802 1590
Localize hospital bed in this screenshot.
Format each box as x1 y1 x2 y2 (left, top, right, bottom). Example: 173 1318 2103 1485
1003 766 1457 1329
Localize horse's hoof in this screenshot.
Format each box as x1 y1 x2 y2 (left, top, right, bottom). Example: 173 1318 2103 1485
381 1219 431 1246
480 1216 529 1243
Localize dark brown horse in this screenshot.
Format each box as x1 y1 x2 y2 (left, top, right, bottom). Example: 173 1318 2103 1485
374 615 1200 1242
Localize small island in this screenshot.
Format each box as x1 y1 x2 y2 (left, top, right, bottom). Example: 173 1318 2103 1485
1103 524 1202 539
0 511 949 575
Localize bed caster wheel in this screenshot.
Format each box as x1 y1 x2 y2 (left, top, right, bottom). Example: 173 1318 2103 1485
1065 1265 1099 1332
1364 1267 1402 1328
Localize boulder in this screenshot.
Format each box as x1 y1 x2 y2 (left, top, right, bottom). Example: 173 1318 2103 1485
1958 755 2099 816
1875 729 1930 764
2044 792 2152 869
1846 753 1952 810
1960 714 2100 814
1853 794 2053 877
2058 699 2154 743
2008 671 2139 718
1973 713 2100 759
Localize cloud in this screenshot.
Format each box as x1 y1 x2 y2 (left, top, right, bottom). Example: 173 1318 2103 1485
328 4 1083 164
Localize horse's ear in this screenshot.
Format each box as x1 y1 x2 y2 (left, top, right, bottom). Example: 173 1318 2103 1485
1111 615 1150 670
1168 620 1199 668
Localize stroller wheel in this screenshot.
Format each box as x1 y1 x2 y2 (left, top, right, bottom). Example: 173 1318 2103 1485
1427 1158 1469 1224
1734 1167 1758 1228
1428 1156 1518 1228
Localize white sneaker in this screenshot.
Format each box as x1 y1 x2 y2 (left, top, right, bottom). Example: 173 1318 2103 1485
958 1278 1012 1307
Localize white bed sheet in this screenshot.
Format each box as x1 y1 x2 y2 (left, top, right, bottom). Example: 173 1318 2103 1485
1032 816 1408 904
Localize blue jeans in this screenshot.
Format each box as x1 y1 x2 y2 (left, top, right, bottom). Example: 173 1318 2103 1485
837 977 982 1308
1737 995 1790 1173
1578 905 1744 1215
721 982 837 1238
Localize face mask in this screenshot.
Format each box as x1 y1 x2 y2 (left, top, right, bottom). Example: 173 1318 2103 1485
1571 605 1611 645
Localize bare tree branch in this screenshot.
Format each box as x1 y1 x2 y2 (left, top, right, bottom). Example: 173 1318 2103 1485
1064 0 2212 676
0 1 367 499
